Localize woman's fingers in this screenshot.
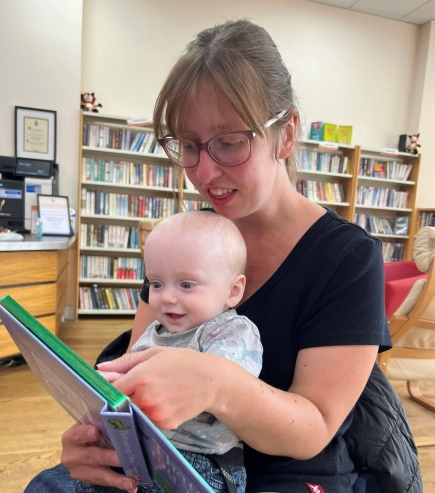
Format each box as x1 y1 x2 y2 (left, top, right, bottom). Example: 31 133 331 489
60 423 138 492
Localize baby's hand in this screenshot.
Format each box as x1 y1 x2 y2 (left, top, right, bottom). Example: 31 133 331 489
98 369 125 383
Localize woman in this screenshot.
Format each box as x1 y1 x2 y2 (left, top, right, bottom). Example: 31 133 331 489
26 19 391 493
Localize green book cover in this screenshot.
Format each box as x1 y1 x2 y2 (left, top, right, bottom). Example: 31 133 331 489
323 123 337 143
0 294 127 410
0 294 214 492
337 125 353 145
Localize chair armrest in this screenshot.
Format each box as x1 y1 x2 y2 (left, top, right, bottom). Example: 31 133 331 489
384 260 422 282
385 274 428 319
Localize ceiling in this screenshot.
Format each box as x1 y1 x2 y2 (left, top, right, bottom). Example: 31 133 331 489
305 0 435 25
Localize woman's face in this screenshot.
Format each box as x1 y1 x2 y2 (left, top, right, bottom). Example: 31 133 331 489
182 86 288 220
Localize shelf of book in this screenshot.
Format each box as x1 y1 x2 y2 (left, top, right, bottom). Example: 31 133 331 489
76 113 207 316
354 148 421 261
295 141 422 261
414 208 435 229
79 309 137 316
295 141 359 222
409 208 435 248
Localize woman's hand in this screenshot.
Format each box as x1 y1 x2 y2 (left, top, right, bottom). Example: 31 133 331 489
60 423 138 493
97 346 220 430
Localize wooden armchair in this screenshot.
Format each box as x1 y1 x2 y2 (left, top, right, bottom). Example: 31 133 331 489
379 226 435 446
138 218 161 258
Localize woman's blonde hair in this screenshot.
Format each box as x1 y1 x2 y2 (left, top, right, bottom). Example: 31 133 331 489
153 19 299 193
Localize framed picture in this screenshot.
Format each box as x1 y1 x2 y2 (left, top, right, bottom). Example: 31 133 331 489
15 106 57 162
37 194 72 236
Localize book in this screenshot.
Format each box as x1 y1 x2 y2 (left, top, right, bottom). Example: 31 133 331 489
322 123 337 143
310 121 323 141
393 216 409 236
336 125 353 145
0 295 214 492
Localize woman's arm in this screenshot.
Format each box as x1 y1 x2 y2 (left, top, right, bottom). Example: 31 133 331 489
99 343 378 460
211 344 378 459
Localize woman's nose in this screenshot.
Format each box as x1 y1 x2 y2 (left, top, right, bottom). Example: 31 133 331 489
194 150 224 184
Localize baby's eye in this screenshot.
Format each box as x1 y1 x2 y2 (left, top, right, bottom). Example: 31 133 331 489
150 281 162 289
180 282 194 289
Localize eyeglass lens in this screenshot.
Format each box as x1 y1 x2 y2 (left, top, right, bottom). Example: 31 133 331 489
165 133 251 167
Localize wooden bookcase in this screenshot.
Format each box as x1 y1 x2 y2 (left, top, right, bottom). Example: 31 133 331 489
412 207 435 237
77 113 207 316
354 148 420 262
296 140 359 222
295 141 422 262
77 116 425 315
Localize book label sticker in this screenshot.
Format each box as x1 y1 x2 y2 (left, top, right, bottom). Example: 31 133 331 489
319 142 339 150
381 148 399 156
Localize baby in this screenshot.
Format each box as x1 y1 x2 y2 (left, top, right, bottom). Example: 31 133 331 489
132 210 262 492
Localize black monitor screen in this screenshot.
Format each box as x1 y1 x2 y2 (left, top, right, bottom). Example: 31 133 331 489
15 158 52 178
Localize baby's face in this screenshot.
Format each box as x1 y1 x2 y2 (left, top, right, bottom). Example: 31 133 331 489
145 235 236 334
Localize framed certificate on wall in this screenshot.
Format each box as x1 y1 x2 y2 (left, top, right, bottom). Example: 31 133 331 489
37 195 72 236
15 106 57 162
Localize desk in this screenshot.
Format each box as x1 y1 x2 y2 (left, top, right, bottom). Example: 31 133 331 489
0 235 76 359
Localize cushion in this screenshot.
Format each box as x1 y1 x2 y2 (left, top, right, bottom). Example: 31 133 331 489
386 357 435 381
413 226 435 273
393 278 426 316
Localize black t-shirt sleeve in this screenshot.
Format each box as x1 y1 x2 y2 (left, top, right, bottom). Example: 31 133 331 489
140 278 149 303
298 235 391 352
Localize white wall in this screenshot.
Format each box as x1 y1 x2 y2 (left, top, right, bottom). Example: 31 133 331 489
414 21 435 208
1 0 431 211
81 0 434 206
0 0 83 211
81 0 419 149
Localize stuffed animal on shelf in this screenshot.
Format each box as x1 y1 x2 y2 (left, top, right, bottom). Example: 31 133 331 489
80 92 103 112
406 133 421 155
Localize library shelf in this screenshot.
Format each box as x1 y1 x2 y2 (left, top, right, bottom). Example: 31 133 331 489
76 112 207 316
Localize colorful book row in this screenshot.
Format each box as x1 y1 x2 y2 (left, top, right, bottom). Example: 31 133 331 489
80 224 139 249
296 180 345 203
359 158 412 181
356 186 408 209
299 150 349 174
81 189 207 219
80 255 144 280
82 124 165 156
82 158 174 188
419 211 435 227
354 214 409 236
382 242 404 262
79 286 141 311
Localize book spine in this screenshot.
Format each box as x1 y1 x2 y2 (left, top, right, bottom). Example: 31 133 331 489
100 404 153 485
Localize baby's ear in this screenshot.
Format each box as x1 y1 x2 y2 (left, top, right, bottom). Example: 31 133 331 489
227 274 246 308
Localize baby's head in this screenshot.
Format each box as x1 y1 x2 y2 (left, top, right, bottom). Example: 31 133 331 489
144 211 246 333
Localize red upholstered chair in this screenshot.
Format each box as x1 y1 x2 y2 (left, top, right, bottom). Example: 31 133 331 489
379 226 435 446
384 260 428 319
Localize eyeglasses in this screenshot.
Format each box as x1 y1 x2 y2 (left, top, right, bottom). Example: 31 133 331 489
158 110 288 168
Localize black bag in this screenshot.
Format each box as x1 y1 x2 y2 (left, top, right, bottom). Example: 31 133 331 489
344 363 423 493
94 329 132 368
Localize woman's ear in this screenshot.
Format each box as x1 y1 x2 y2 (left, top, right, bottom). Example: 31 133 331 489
226 274 246 308
278 111 299 160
